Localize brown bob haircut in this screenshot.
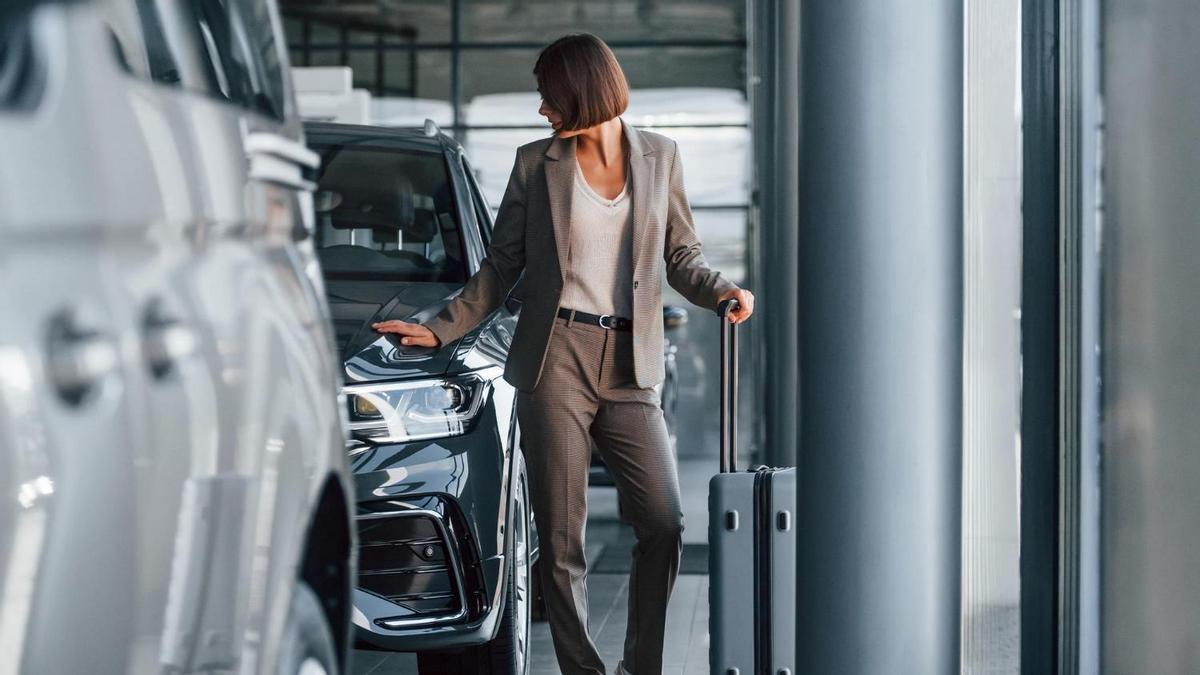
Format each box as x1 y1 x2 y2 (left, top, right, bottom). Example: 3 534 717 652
534 33 630 131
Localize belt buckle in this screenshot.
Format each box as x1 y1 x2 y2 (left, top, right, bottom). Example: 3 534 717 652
597 314 615 329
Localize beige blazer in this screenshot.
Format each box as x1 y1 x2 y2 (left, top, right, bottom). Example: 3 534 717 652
424 117 738 392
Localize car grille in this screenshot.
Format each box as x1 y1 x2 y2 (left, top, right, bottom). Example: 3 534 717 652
356 504 471 628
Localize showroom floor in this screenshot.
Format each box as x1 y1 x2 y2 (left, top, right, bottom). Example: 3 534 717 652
349 457 716 675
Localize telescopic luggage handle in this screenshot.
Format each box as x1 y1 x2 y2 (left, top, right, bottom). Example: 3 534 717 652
717 298 739 473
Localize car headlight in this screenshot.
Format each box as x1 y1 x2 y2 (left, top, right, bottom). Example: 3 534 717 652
343 368 499 443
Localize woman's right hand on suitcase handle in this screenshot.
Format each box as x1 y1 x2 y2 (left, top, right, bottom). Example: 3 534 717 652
718 289 756 324
372 320 441 347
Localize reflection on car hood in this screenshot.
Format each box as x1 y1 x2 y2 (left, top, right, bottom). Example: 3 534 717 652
327 280 468 383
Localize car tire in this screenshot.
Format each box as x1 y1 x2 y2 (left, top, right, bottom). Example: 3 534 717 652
276 582 340 675
417 464 532 674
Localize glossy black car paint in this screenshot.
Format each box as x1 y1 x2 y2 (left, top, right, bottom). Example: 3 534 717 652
306 122 530 652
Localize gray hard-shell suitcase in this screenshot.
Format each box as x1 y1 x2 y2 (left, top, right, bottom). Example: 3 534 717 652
709 298 796 675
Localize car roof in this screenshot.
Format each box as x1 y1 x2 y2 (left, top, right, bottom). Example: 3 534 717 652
303 121 459 155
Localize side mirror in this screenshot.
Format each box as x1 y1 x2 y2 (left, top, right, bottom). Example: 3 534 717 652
663 305 689 330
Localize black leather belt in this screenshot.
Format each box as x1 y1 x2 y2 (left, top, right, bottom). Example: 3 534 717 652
557 307 633 331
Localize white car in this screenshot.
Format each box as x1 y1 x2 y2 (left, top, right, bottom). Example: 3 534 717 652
0 1 354 673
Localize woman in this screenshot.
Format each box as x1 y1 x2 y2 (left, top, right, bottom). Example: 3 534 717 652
373 33 754 675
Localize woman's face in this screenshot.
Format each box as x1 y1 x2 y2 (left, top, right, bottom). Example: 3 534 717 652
538 97 583 137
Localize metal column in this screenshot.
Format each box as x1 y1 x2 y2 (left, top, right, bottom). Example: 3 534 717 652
1100 0 1200 672
796 2 963 672
1019 0 1062 671
750 0 801 467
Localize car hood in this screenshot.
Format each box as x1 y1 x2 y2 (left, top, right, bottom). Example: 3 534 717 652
326 279 469 383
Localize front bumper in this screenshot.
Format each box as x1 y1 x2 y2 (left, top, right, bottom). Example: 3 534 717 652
347 390 515 652
357 505 470 628
352 498 506 651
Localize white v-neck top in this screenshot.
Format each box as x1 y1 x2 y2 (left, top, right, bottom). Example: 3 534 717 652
558 159 635 318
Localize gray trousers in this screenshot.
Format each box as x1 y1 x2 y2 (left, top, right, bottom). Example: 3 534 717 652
517 314 684 675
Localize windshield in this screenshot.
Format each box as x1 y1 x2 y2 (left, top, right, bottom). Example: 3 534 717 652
310 141 467 283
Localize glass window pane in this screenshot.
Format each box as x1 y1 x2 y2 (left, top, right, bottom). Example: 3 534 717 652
461 128 554 205
309 20 339 46
614 46 745 92
279 1 449 45
99 0 151 78
462 97 749 207
460 49 538 102
347 49 377 92
668 125 750 206
282 14 303 39
382 50 414 95
460 46 744 101
411 49 452 102
309 140 467 284
681 208 746 286
309 49 341 68
100 0 184 86
0 13 36 107
462 0 745 44
372 95 454 128
301 47 450 115
189 1 257 108
348 28 376 46
234 0 288 120
140 0 181 85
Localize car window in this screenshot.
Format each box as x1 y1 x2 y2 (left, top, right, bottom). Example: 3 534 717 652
0 11 40 109
186 0 257 108
310 142 467 284
461 157 493 247
90 1 283 115
165 0 282 119
231 0 287 120
135 0 183 85
99 0 152 80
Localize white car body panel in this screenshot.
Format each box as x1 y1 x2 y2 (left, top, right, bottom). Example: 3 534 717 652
0 2 353 673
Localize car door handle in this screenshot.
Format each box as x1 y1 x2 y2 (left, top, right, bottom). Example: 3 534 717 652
244 132 320 192
46 312 119 404
143 302 196 378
